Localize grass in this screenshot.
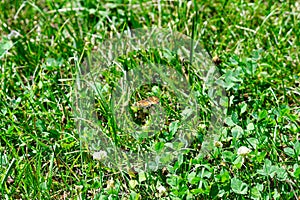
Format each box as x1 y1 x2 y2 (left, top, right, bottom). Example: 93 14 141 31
0 0 299 199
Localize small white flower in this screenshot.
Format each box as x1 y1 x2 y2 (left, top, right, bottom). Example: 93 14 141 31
157 185 166 195
74 185 83 190
92 150 107 161
237 146 251 156
106 179 115 189
8 30 21 39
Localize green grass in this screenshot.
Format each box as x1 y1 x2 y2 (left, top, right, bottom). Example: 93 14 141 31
0 0 299 199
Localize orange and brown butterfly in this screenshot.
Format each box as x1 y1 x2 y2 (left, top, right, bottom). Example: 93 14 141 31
131 96 159 109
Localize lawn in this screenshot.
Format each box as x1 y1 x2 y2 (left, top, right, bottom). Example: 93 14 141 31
0 0 299 199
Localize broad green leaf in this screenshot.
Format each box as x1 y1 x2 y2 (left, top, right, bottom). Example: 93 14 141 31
293 165 300 178
169 120 179 134
188 172 200 184
138 171 146 183
225 117 235 127
250 187 261 200
216 169 230 183
129 180 138 189
247 138 259 149
231 125 244 138
246 123 255 131
257 159 277 177
240 102 247 114
231 177 248 195
256 151 267 162
0 36 13 58
276 167 288 181
284 147 294 157
130 191 141 200
258 110 268 120
222 151 235 163
294 141 300 156
233 155 243 169
154 142 164 153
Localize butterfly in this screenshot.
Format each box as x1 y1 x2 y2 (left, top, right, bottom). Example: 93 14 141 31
130 96 160 125
133 96 159 108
